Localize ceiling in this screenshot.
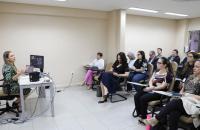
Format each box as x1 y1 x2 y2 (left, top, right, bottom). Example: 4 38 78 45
0 0 200 19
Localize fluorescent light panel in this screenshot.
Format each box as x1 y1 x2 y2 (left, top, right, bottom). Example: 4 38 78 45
55 0 66 1
129 7 158 13
165 12 188 17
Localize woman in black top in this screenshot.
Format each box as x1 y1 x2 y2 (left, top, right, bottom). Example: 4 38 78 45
98 52 129 103
174 52 198 92
128 50 148 91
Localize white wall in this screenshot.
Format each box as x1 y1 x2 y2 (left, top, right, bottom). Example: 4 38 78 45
174 20 189 58
1 2 199 87
0 3 108 87
125 15 177 58
188 18 200 31
174 18 200 58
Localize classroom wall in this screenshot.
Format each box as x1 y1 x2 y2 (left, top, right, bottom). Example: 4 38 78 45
0 2 108 87
125 15 177 58
188 18 200 31
174 18 200 58
1 2 199 87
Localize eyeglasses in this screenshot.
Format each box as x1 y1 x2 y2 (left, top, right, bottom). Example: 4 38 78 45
157 62 163 64
187 55 193 58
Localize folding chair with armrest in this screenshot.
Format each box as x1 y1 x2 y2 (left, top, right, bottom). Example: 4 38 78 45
127 63 154 117
130 62 177 117
147 61 178 117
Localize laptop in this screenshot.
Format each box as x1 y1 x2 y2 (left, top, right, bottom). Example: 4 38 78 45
24 65 34 75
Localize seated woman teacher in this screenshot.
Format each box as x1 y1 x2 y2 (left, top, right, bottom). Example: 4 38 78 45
2 51 30 110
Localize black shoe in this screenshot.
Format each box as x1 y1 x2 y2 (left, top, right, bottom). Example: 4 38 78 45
98 98 107 103
98 94 108 104
138 118 146 126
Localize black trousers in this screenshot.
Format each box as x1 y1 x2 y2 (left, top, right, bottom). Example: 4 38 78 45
134 91 162 119
156 99 188 130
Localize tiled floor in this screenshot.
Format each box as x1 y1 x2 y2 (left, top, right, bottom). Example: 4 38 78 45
0 86 145 130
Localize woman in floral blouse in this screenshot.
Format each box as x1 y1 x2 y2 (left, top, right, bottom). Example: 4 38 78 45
2 51 30 109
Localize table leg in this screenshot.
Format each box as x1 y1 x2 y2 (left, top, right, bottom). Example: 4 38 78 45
50 84 55 117
20 86 25 120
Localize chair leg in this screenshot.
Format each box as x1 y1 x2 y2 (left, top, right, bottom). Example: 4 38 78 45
151 107 155 117
0 108 7 115
132 108 139 118
9 109 19 117
0 101 19 117
110 93 127 103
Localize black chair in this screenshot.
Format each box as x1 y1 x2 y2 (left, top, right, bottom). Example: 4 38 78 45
127 63 154 117
109 77 128 103
0 79 20 117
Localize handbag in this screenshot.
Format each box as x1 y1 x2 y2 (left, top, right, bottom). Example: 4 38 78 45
96 85 102 97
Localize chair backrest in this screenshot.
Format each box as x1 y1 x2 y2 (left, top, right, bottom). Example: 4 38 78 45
0 78 4 91
170 61 178 77
147 63 154 79
168 61 178 91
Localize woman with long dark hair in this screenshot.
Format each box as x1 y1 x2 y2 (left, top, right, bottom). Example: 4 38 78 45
174 52 199 92
128 50 148 91
134 57 173 123
144 60 200 130
98 52 129 103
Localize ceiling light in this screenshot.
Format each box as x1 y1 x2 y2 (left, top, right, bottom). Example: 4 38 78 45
129 7 158 13
165 12 188 17
55 0 66 1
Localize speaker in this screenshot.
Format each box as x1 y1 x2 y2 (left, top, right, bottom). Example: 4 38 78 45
29 72 40 82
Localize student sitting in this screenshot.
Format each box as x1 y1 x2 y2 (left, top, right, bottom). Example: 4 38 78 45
179 52 188 68
127 51 136 68
82 52 104 89
144 60 200 130
128 50 148 91
174 52 198 92
127 51 135 91
2 51 31 110
168 49 180 64
134 57 173 123
98 52 129 103
148 50 158 72
156 48 163 59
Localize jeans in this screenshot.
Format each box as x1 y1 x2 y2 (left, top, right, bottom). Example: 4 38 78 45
131 72 147 92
